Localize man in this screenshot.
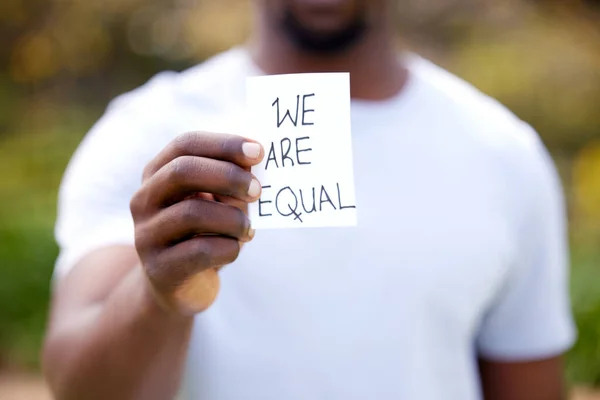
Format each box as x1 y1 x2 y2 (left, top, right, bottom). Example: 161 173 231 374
42 0 576 399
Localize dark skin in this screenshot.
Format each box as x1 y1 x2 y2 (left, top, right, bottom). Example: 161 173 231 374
42 0 568 399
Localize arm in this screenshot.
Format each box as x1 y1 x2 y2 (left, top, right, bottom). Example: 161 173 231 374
42 132 264 400
43 246 194 400
476 129 576 400
478 356 567 400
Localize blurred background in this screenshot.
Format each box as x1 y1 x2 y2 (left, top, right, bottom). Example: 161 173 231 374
0 0 600 398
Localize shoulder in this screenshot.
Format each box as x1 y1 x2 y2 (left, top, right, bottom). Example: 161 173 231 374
406 55 563 228
408 54 553 182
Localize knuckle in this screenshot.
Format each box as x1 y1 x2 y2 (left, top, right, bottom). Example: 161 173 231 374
138 241 159 273
142 163 155 181
129 193 140 215
134 229 150 256
133 222 145 245
145 259 166 287
129 189 145 217
133 220 157 255
220 134 242 156
233 207 249 235
168 156 193 182
173 132 198 154
180 200 201 223
130 181 155 217
191 239 213 267
146 250 180 289
223 163 246 195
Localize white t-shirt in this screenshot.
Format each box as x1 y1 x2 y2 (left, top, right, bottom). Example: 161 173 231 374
54 47 576 400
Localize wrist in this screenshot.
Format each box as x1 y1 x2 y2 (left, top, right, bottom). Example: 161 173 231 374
138 265 220 318
135 265 193 322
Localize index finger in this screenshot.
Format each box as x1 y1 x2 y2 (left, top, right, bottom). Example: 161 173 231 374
143 131 264 181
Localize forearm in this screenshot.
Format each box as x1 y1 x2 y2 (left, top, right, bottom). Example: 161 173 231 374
479 357 567 400
43 265 194 400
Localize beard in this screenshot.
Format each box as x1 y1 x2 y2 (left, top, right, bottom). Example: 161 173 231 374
280 7 368 54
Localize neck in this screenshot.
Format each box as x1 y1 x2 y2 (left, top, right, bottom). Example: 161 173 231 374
248 17 407 101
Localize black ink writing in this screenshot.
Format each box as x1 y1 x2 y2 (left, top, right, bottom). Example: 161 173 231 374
289 205 303 222
296 137 312 165
264 137 313 170
272 93 316 128
299 187 316 214
258 185 273 217
280 138 294 167
319 185 336 211
337 182 356 210
264 146 279 170
256 182 355 223
302 94 315 126
275 186 298 218
272 96 299 128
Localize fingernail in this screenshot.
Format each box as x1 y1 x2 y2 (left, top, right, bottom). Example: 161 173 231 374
247 179 261 198
240 220 255 243
242 142 262 160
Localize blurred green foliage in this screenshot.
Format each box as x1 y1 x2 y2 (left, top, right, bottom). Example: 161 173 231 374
569 248 600 385
1 0 600 388
0 115 92 368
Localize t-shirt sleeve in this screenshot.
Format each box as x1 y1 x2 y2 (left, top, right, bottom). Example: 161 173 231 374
53 74 176 281
475 126 577 361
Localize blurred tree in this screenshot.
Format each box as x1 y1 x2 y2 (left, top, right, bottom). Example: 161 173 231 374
1 0 600 383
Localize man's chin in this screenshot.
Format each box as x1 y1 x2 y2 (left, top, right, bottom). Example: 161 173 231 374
282 12 367 54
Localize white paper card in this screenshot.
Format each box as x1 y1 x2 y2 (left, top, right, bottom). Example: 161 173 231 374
246 73 358 229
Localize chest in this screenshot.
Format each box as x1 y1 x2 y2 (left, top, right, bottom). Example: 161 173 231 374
173 103 516 333
219 134 515 339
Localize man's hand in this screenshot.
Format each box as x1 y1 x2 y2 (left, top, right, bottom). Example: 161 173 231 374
130 131 264 316
43 131 264 400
